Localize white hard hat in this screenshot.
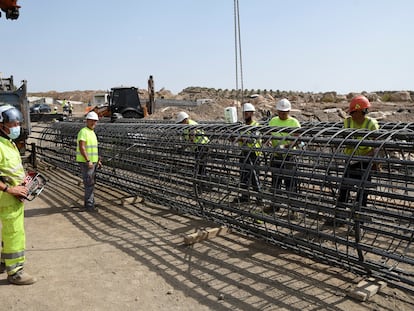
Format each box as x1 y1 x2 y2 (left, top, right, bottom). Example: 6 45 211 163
243 103 255 112
0 105 22 123
276 98 291 111
86 111 99 120
176 111 189 123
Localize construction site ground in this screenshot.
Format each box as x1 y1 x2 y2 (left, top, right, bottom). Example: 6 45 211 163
0 161 412 311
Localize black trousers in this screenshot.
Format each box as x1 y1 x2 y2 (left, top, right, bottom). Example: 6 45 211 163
338 161 371 207
270 155 297 192
239 151 260 199
195 145 208 177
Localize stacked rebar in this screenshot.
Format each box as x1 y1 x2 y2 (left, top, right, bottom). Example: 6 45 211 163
33 121 414 292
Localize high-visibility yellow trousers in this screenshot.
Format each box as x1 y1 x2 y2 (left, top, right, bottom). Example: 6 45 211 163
0 193 25 275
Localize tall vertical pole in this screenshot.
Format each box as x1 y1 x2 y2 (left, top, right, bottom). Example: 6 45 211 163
234 0 244 107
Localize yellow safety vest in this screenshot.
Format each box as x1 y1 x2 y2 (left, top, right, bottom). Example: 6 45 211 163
76 127 99 162
344 116 379 156
239 120 262 156
268 116 301 148
185 119 210 145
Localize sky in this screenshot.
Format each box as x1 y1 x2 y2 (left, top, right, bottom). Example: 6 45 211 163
1 0 413 95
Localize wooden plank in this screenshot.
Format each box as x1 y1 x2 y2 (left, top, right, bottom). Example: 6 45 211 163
183 226 230 245
121 196 144 205
348 278 387 301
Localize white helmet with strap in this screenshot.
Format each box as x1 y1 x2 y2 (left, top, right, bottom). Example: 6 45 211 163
0 105 23 123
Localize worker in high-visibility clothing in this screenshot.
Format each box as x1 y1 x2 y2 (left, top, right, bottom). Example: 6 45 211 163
0 105 36 285
76 111 102 212
268 98 301 194
338 96 379 207
176 111 210 182
231 103 262 205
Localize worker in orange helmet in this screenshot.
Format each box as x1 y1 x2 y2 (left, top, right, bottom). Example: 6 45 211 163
326 95 379 228
344 95 379 153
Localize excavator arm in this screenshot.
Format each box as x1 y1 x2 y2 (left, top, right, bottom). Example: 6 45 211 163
0 0 20 20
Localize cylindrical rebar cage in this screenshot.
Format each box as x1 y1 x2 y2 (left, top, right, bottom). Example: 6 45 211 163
33 121 414 292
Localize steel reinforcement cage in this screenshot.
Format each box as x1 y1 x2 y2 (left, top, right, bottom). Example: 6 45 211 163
32 121 414 293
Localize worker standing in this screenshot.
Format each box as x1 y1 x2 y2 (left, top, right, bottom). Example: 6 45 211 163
68 102 73 117
0 105 36 285
76 111 102 212
268 99 301 193
232 103 262 204
176 111 210 183
327 95 380 227
61 99 66 111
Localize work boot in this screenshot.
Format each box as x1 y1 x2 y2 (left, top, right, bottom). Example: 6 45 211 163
86 207 99 213
0 261 5 274
7 269 37 285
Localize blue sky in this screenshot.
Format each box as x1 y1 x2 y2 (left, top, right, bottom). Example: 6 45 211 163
1 0 413 94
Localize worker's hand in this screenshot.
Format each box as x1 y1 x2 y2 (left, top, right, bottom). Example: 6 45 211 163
8 185 28 200
88 161 94 169
97 160 103 169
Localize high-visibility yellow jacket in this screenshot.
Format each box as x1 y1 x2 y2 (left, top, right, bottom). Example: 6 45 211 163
268 116 301 148
185 119 210 145
239 120 262 156
344 116 379 156
76 127 99 163
0 137 25 187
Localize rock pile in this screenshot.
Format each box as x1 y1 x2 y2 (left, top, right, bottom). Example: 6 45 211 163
30 88 414 123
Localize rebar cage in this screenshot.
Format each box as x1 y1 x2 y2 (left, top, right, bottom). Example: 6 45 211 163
33 121 414 292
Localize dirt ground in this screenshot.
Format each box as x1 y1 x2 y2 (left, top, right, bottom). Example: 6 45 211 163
0 162 413 311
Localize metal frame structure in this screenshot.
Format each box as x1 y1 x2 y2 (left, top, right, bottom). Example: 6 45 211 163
32 121 414 292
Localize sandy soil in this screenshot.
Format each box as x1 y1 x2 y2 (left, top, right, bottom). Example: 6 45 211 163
0 162 413 311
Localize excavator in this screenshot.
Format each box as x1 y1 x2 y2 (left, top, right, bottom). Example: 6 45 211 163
87 75 155 121
0 0 20 20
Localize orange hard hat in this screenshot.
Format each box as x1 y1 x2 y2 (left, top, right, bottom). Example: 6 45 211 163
349 95 371 113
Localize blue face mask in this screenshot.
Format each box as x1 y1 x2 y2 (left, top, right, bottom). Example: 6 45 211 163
7 126 21 140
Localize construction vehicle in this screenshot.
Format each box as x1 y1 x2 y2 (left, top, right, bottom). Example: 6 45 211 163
0 74 31 158
88 75 155 121
0 0 20 19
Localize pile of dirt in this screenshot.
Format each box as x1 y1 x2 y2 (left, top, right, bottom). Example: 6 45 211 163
31 88 414 123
